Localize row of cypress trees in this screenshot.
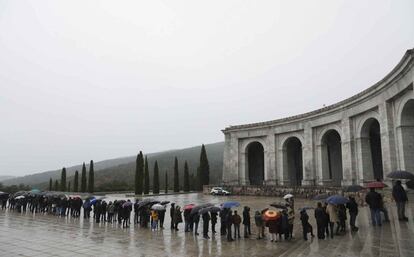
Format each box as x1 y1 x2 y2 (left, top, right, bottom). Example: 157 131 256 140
49 160 95 193
134 144 210 195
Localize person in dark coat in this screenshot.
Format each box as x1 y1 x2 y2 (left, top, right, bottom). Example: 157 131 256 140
202 212 211 239
314 202 326 239
158 209 166 229
184 209 191 232
346 197 359 231
254 211 263 239
337 204 347 233
365 188 383 226
300 209 314 240
173 206 182 231
280 210 289 241
242 206 251 238
232 210 241 239
267 216 280 242
211 211 218 234
226 210 234 241
220 208 229 236
170 203 175 230
193 213 200 235
392 180 408 221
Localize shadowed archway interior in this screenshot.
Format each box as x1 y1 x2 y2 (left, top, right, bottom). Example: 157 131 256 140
284 137 303 186
401 99 414 172
361 118 383 181
321 130 343 186
247 142 264 185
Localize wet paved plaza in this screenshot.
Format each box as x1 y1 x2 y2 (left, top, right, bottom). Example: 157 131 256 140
0 193 413 257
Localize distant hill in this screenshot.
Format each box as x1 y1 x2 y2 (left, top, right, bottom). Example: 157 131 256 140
2 142 225 190
0 175 16 182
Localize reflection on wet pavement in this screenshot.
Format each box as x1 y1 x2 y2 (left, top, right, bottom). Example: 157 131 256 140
0 193 413 257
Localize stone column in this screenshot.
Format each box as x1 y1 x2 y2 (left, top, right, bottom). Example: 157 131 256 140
379 102 398 177
265 133 277 185
222 133 240 185
341 118 353 186
302 124 315 186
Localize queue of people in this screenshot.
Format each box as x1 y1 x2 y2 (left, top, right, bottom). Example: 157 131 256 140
0 180 410 244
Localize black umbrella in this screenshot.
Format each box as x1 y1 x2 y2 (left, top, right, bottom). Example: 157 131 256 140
387 170 414 180
160 201 170 205
190 203 214 215
312 193 329 201
345 185 364 193
207 206 221 213
199 207 211 215
406 180 414 189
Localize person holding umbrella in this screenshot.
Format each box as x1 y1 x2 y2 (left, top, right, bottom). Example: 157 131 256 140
211 210 218 234
365 188 383 226
158 207 166 229
392 180 408 221
226 210 234 241
314 202 327 239
193 212 200 235
202 211 210 239
326 203 339 238
300 209 314 240
220 208 229 236
346 196 359 231
151 209 159 230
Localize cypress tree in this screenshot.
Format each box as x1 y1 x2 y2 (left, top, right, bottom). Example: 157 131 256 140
88 160 94 193
74 170 79 192
60 167 67 191
183 161 190 192
164 171 168 194
197 144 210 191
189 173 196 191
67 181 71 192
144 156 150 194
81 163 87 193
49 178 52 191
135 151 144 195
173 157 179 192
153 161 160 194
54 180 59 191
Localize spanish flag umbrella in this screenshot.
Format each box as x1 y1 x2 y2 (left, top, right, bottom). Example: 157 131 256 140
263 210 281 221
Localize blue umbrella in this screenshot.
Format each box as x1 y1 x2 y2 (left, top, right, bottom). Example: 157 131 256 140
326 195 349 205
387 170 414 180
221 201 240 209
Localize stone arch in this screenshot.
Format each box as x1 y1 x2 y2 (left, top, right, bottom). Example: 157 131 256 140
320 129 343 186
360 118 383 181
282 137 303 186
400 99 414 172
246 141 265 185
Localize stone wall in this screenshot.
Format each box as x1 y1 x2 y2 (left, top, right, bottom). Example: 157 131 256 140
203 185 343 199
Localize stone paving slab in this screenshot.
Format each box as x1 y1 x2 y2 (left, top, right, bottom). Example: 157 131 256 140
0 193 413 257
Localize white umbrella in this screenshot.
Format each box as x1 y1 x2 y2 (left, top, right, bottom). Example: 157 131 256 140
151 204 166 211
15 195 25 200
283 194 294 199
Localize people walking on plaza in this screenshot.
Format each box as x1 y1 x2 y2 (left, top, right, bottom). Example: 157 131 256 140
392 180 408 221
254 210 263 239
211 211 218 234
365 188 383 226
202 211 210 239
346 197 359 231
326 203 339 238
300 209 314 240
242 206 251 238
232 210 241 239
314 202 326 239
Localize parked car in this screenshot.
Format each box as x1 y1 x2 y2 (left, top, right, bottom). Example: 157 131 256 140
210 187 231 195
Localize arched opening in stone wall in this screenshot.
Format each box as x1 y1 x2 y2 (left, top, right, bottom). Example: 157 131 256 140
400 99 414 172
361 118 384 181
321 130 343 186
246 142 264 185
284 137 303 186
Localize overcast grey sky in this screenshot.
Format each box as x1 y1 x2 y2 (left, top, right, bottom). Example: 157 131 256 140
0 0 413 176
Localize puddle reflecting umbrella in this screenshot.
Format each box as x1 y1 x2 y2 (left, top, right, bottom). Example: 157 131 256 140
345 185 365 193
221 201 240 209
365 181 386 189
387 170 414 180
326 195 349 205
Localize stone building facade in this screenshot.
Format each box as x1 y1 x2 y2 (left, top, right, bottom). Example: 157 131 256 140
222 48 414 187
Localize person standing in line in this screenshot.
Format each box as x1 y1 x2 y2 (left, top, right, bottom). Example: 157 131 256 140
314 202 326 239
300 209 314 240
326 203 339 238
392 180 409 221
220 208 228 236
151 210 159 230
202 211 211 239
170 203 175 230
365 188 383 226
226 210 234 241
211 211 218 234
242 206 251 238
158 208 166 229
193 213 200 236
173 206 182 231
346 196 359 231
232 210 241 239
254 211 263 240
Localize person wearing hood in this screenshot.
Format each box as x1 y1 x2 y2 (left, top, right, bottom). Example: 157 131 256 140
392 180 408 221
300 209 314 240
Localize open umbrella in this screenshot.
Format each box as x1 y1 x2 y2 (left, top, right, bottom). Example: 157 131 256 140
191 203 214 215
345 185 365 193
14 191 27 197
122 201 133 208
15 195 25 200
283 194 294 199
184 204 195 210
69 195 82 199
151 204 166 211
387 170 414 180
221 201 240 209
365 181 386 189
263 210 281 221
160 201 170 205
312 193 329 201
198 207 212 215
407 180 414 189
326 195 349 205
270 203 288 209
207 206 221 213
